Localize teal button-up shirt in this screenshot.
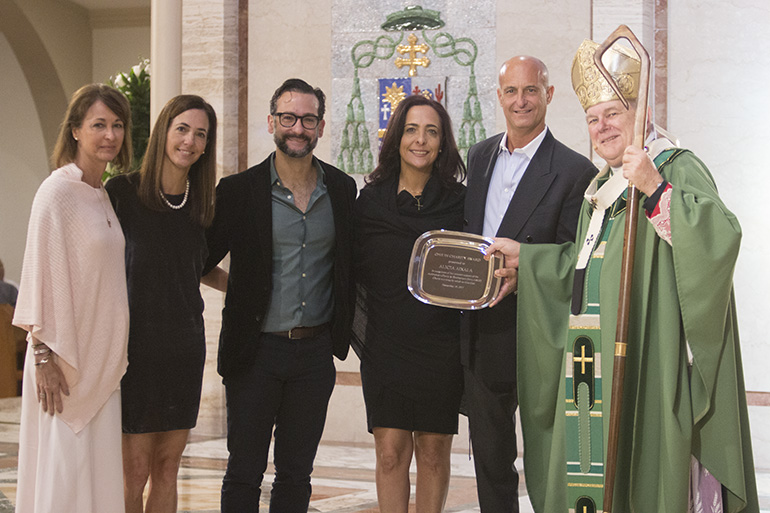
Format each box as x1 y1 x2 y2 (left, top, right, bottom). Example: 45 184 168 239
261 155 335 332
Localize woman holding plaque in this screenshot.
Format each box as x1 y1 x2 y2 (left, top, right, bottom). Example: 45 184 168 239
354 94 466 513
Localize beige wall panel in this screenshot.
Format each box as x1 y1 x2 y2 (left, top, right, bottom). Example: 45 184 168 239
93 26 151 83
248 0 334 165
16 0 91 96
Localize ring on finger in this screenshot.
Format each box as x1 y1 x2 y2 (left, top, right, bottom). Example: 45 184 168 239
39 392 46 399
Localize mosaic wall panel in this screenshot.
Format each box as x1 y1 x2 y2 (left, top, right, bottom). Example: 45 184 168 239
331 0 496 173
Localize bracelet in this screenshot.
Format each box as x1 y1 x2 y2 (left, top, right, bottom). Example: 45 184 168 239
34 356 51 366
33 347 51 356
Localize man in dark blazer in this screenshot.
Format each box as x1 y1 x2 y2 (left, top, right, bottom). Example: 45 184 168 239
202 78 356 513
462 56 596 512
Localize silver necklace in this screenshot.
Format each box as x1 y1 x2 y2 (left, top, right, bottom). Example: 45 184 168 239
160 178 190 210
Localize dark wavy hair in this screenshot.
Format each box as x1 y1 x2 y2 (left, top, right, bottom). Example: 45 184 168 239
269 78 326 120
367 94 465 187
136 94 218 227
52 83 133 171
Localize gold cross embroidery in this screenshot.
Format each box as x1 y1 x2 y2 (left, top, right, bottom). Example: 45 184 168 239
574 344 594 375
395 33 430 77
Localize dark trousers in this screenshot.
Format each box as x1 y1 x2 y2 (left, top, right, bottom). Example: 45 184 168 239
464 366 519 513
220 331 336 513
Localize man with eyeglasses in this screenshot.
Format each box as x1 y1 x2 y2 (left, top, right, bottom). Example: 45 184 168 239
203 78 357 512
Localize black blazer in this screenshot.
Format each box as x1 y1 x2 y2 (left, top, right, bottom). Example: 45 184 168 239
461 129 596 381
204 154 357 379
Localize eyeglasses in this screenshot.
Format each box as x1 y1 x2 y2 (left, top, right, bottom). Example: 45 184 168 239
275 112 321 130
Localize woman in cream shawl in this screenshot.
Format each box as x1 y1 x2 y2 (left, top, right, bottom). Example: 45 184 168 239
13 84 132 513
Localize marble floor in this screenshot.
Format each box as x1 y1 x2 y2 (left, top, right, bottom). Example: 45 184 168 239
0 394 508 513
1 393 769 512
1 287 768 512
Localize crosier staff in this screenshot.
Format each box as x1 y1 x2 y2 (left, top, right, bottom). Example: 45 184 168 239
592 24 650 513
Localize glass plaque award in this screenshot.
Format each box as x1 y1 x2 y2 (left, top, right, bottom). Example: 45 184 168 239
407 230 502 310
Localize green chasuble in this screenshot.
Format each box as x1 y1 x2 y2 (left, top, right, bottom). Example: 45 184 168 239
517 149 758 513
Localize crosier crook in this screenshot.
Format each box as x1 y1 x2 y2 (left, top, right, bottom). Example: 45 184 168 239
592 24 651 513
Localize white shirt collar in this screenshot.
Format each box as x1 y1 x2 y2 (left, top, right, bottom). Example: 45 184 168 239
498 126 548 160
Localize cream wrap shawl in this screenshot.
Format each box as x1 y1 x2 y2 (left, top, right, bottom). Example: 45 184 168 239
14 163 129 433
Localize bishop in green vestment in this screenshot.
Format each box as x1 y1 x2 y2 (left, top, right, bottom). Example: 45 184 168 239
488 40 758 513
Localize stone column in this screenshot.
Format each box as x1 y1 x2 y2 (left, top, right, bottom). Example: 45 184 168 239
181 0 241 439
182 0 240 179
151 0 182 123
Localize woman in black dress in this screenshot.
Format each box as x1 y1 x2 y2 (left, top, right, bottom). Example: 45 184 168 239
106 95 218 513
354 94 466 512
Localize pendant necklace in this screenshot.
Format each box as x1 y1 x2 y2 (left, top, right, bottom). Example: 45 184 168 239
93 185 113 228
399 184 424 211
160 178 190 210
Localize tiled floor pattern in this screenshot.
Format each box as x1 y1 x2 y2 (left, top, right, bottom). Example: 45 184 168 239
2 399 770 513
0 395 518 513
176 437 493 513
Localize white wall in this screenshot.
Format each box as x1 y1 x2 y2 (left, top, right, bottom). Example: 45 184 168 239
0 34 50 284
496 0 593 155
669 0 770 391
